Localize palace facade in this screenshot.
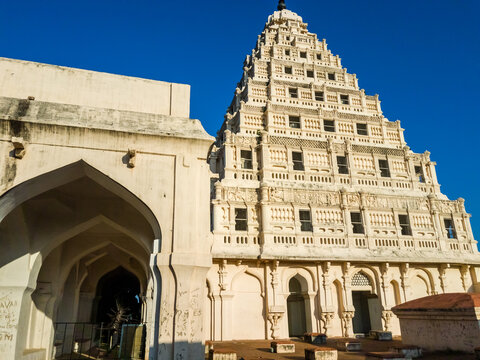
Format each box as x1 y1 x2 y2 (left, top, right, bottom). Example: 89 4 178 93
0 2 478 360
206 3 479 341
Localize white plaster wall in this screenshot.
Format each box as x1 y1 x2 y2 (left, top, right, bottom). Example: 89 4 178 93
410 276 429 299
231 272 265 340
0 58 190 117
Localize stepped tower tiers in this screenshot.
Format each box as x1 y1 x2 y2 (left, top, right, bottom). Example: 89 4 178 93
206 2 479 340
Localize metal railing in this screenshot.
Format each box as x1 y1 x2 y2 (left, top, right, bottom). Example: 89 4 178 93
53 322 145 359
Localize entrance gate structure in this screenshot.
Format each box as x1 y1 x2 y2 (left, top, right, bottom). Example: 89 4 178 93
0 58 214 360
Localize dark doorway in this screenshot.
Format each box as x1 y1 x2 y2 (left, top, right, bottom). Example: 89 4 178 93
92 267 142 325
287 277 307 337
352 291 371 334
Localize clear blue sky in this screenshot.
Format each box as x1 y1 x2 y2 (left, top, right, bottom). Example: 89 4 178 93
1 0 479 239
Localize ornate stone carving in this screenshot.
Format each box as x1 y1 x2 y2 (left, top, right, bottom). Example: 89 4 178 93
460 265 470 291
341 311 355 338
438 264 450 293
382 310 394 332
218 260 228 291
320 312 335 335
267 306 285 339
270 260 279 289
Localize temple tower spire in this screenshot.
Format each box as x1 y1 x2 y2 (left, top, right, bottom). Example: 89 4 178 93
277 0 287 11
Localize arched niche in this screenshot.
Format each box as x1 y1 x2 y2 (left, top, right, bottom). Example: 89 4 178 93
0 160 161 358
350 270 383 335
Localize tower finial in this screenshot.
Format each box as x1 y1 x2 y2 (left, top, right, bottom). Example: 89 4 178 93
277 0 287 11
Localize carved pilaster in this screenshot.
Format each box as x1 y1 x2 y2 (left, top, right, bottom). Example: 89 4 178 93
380 262 390 308
381 310 394 332
320 312 335 336
400 263 410 301
438 264 450 293
218 260 228 291
267 306 285 339
341 262 353 311
460 265 470 292
341 311 355 338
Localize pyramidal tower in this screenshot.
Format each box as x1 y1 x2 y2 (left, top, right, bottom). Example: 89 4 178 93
207 1 478 340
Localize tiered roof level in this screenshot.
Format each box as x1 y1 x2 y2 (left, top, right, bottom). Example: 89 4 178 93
209 3 477 264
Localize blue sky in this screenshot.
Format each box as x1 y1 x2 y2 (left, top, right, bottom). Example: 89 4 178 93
1 0 479 239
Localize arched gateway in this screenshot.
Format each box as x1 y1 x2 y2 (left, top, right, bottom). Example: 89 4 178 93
0 161 159 358
0 63 213 360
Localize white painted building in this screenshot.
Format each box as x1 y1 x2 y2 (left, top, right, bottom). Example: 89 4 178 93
207 2 480 341
0 1 478 360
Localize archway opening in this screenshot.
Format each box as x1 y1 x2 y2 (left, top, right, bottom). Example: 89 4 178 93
93 267 142 325
287 276 307 337
0 162 159 358
351 272 382 335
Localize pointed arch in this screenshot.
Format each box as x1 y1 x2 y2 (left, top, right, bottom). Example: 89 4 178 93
282 267 316 294
0 160 161 239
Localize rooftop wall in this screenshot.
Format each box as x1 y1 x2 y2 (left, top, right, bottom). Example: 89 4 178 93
0 57 190 117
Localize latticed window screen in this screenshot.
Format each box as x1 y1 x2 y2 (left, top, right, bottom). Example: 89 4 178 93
351 272 371 287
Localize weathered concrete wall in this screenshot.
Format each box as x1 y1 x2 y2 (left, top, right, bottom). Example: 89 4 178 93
0 57 190 117
397 315 480 352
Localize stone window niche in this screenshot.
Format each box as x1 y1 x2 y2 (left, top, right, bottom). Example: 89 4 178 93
415 165 425 183
328 73 336 81
300 51 307 58
337 155 349 175
306 70 314 78
289 88 298 98
315 91 324 101
324 119 335 132
378 159 391 178
351 212 365 234
285 66 293 74
235 208 248 231
292 151 304 171
340 94 349 105
398 214 412 236
356 123 368 136
285 49 291 56
299 210 313 232
289 115 301 129
316 53 322 60
444 218 457 239
240 150 253 170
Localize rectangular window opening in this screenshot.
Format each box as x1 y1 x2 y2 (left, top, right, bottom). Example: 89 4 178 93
235 208 248 231
444 219 457 239
289 88 298 98
285 49 291 56
300 51 307 58
292 151 304 171
240 150 253 170
307 70 314 78
351 212 365 234
378 159 391 178
315 91 324 101
285 66 292 74
324 119 335 132
398 214 412 236
299 210 313 232
328 73 336 81
337 156 349 175
356 123 368 136
316 53 322 60
340 94 349 105
289 115 301 129
415 165 425 183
